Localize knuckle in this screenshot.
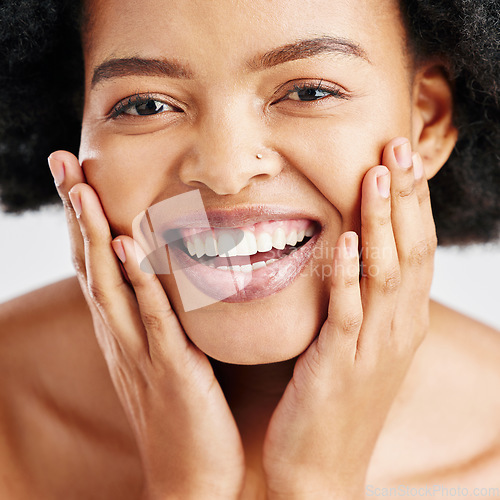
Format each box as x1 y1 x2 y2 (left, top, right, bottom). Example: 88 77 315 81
405 239 435 267
363 212 391 230
87 281 109 308
339 312 363 335
377 266 401 294
141 311 163 333
396 181 415 201
373 212 392 228
342 272 360 288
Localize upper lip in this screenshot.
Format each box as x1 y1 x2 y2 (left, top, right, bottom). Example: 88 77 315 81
159 205 322 231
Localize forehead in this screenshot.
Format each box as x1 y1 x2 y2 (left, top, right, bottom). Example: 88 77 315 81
84 0 407 77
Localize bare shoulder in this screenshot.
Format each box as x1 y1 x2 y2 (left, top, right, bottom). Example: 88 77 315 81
423 300 500 431
0 278 140 498
0 275 91 329
427 299 500 387
0 276 106 423
0 277 99 381
429 299 500 436
0 276 121 419
374 300 500 487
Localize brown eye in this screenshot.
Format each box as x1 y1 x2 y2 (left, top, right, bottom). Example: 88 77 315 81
282 83 346 104
126 99 172 116
288 87 332 101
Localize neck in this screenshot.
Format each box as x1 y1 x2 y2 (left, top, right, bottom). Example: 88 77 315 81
210 356 296 454
210 357 297 496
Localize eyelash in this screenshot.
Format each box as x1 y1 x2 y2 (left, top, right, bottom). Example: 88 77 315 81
108 81 347 119
282 81 347 103
108 93 177 119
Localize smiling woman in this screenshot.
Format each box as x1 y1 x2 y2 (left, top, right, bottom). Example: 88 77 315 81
0 0 500 499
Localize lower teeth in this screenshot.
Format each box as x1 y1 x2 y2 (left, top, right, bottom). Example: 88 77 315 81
202 241 303 272
209 258 278 272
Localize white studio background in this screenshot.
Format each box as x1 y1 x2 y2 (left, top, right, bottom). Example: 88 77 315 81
0 207 499 330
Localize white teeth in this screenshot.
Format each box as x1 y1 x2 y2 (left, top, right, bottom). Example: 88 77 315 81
305 224 315 237
205 234 218 257
245 231 258 255
233 231 249 256
251 261 266 270
285 229 297 246
256 232 273 252
215 258 279 272
218 231 238 257
272 228 286 250
234 230 258 256
185 222 317 258
194 236 205 258
186 240 196 256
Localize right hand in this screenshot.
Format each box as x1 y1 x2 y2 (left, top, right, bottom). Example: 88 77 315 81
48 151 246 500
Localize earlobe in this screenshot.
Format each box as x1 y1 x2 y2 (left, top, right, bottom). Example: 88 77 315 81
411 65 458 180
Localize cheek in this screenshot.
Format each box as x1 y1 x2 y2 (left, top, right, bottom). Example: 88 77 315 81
271 89 411 225
79 128 181 235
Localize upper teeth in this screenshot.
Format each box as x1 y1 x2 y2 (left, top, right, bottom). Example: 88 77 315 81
184 223 315 258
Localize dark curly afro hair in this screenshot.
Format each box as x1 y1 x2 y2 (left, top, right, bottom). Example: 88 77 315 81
0 0 499 246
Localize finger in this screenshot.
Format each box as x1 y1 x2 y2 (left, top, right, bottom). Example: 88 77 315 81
315 232 363 368
69 183 148 355
357 165 399 354
383 141 435 349
48 151 87 280
117 236 194 363
412 152 438 246
382 138 434 291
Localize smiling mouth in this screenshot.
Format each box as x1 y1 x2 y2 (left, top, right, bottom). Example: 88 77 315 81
179 218 317 272
162 216 322 305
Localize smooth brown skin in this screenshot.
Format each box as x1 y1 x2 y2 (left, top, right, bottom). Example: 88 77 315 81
1 0 500 498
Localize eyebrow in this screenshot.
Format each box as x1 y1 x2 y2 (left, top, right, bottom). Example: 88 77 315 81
91 36 369 87
91 58 193 87
247 36 370 71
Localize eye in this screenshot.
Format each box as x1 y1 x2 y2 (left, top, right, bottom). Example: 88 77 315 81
283 82 346 103
126 98 172 116
110 94 177 118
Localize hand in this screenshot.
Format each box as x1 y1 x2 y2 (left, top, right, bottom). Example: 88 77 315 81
48 151 245 500
262 138 436 499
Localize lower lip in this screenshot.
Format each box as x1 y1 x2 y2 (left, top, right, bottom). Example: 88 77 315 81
168 232 320 303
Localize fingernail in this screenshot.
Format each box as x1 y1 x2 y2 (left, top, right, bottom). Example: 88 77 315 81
112 239 127 264
412 152 424 180
344 232 358 259
47 156 65 187
68 189 82 218
394 141 412 169
376 170 390 198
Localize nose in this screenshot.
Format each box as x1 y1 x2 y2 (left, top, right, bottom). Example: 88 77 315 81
178 101 282 195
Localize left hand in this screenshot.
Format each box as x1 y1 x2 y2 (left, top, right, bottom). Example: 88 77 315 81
262 138 437 499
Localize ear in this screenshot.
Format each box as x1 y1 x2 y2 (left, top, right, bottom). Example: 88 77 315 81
411 65 458 180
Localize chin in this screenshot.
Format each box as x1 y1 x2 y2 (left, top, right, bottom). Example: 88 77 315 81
167 272 329 365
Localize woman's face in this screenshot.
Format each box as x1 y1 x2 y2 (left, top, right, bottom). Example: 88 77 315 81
80 0 415 364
